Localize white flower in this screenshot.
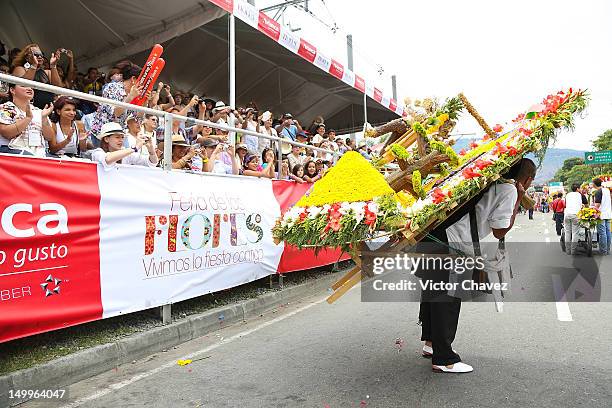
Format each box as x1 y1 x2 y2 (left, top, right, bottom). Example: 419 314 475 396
307 206 323 219
366 201 379 214
339 201 351 215
349 202 366 223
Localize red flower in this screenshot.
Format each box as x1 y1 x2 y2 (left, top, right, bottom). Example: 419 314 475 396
462 167 482 180
432 188 448 204
459 148 467 156
469 141 479 149
519 128 533 136
299 211 308 222
493 124 503 133
328 217 341 232
507 146 519 157
474 158 494 170
493 142 509 156
512 113 525 123
482 134 491 141
364 209 377 226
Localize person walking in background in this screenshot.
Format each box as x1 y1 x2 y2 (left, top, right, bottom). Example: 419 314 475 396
563 184 584 255
593 178 612 255
550 192 565 236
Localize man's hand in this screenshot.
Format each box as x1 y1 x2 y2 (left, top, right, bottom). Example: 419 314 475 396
516 180 526 198
188 95 199 107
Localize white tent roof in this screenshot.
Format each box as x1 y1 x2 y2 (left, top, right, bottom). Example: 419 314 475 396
0 0 397 133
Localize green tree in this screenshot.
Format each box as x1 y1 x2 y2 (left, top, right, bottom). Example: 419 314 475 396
593 129 612 151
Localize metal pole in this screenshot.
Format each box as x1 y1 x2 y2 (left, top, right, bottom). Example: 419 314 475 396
229 13 237 145
363 92 368 129
347 34 356 141
163 112 173 171
391 75 397 101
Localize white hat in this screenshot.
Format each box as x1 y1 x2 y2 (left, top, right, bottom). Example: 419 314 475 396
213 101 228 112
97 122 124 140
260 111 272 122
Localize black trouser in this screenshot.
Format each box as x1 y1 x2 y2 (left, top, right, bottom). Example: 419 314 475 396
554 212 564 236
419 291 462 366
528 208 534 219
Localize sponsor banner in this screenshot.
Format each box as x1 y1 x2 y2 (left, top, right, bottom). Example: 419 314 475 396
0 156 102 343
208 0 233 12
329 59 344 80
0 156 346 343
233 0 258 28
389 98 397 112
208 0 401 117
97 167 283 318
341 69 356 88
354 75 366 93
271 181 349 273
278 27 301 54
258 12 281 42
313 52 332 72
297 38 317 63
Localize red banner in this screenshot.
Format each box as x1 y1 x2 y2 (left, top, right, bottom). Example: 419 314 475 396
0 156 102 343
272 180 350 273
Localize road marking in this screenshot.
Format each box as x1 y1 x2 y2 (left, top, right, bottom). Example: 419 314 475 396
60 297 328 408
555 302 573 321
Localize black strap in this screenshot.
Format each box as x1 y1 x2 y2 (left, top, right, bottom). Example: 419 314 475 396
469 207 481 257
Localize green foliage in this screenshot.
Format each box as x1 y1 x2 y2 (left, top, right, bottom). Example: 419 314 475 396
412 122 426 137
390 144 411 160
553 156 612 185
412 170 425 199
593 129 612 151
438 96 464 120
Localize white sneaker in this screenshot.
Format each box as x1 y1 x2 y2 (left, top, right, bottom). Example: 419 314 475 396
432 362 473 373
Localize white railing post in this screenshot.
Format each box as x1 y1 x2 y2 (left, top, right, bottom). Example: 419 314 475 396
163 112 173 172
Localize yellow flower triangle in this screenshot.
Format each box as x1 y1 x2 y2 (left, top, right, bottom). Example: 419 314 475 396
296 151 393 207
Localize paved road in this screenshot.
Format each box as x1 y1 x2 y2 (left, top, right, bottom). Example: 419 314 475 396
25 211 612 408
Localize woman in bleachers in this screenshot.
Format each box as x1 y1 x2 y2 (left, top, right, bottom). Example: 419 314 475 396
0 83 53 156
88 60 142 140
91 122 157 168
11 44 64 108
47 96 91 157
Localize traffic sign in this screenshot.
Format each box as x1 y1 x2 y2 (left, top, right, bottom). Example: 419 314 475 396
549 182 563 187
584 150 612 164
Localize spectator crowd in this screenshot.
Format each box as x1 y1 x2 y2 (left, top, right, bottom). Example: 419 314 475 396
0 41 374 181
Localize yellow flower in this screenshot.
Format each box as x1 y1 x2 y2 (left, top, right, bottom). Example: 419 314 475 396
177 359 192 366
296 152 394 206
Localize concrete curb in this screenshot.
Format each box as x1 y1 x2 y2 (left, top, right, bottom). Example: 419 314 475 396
0 272 340 407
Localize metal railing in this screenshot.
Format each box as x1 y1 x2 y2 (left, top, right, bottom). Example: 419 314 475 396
0 72 337 175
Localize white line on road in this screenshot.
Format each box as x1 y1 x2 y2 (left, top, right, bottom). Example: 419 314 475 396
555 302 573 321
60 297 328 408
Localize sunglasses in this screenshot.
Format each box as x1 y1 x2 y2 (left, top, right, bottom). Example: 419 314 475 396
32 51 43 58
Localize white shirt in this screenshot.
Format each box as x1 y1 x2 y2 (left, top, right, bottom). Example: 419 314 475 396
564 191 583 216
0 102 47 157
90 147 152 170
599 187 612 219
446 183 518 248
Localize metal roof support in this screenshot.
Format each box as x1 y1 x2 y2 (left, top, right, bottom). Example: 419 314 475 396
237 67 278 100
76 0 126 45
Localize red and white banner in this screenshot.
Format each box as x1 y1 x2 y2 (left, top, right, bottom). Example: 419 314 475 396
207 0 404 117
0 156 345 343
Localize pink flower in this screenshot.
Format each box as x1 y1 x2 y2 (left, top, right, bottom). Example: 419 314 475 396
493 124 503 133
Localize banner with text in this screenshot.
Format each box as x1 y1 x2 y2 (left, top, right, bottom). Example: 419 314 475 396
0 156 343 343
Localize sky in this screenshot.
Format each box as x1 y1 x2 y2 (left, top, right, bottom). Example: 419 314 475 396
258 0 612 151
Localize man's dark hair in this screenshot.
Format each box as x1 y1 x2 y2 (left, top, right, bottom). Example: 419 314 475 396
593 178 602 187
503 158 537 181
571 183 580 192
